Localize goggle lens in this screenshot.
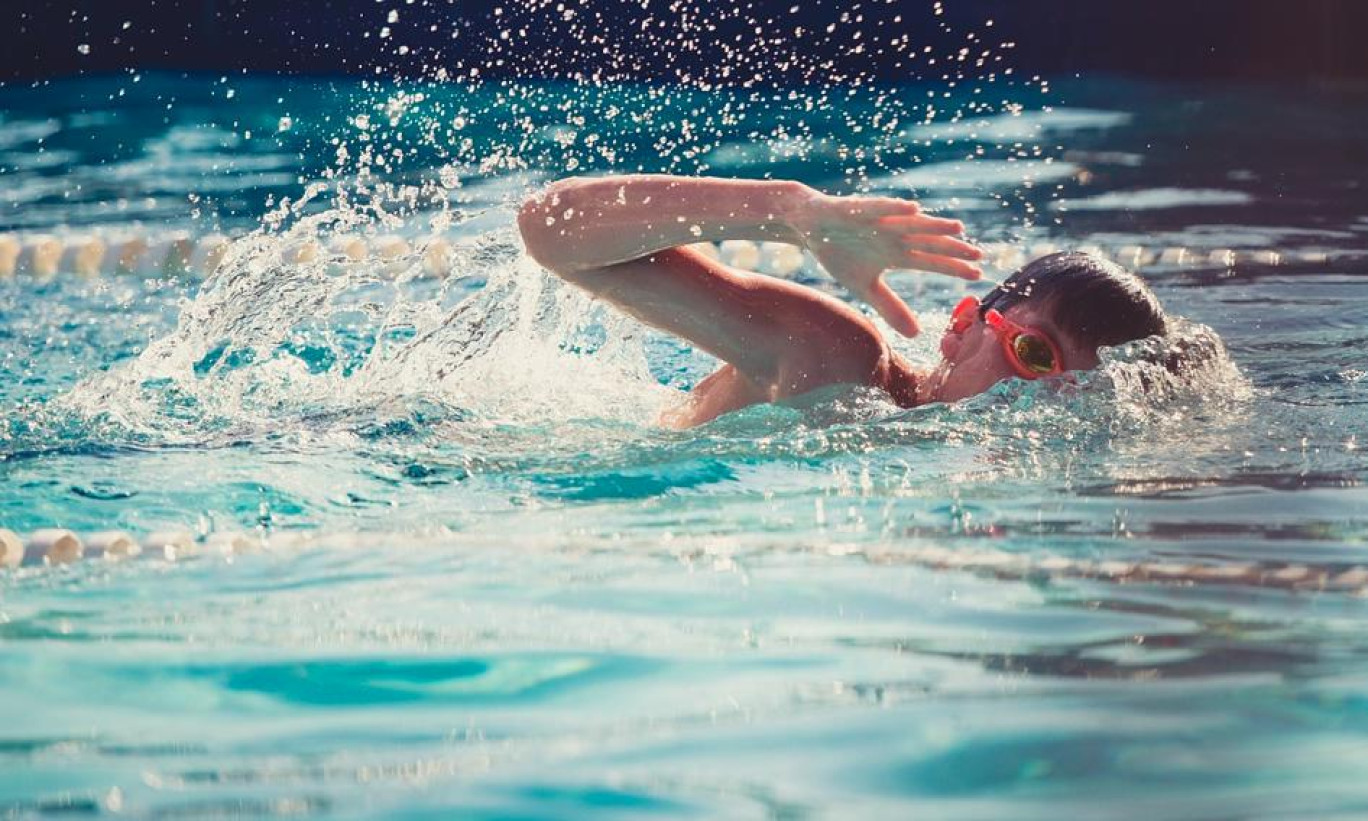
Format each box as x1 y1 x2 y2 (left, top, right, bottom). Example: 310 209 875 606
1012 333 1058 374
985 308 1063 379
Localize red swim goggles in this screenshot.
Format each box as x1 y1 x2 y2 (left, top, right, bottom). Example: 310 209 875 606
948 295 1065 380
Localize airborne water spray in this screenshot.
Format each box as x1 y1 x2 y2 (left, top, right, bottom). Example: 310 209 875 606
47 1 1071 443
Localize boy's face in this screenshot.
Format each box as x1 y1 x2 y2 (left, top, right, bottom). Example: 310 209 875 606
928 301 1100 402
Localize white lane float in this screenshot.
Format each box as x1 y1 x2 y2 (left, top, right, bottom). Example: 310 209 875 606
1158 246 1190 266
762 241 805 275
1207 248 1237 268
687 241 720 261
373 234 413 279
1324 567 1368 591
84 531 142 561
1113 244 1153 268
205 531 255 555
327 234 369 261
1243 249 1283 267
282 238 323 266
718 239 761 270
421 236 454 278
143 530 196 560
26 529 84 565
16 234 63 280
0 234 19 278
105 235 150 276
137 233 196 277
0 529 24 568
188 234 231 278
58 235 107 279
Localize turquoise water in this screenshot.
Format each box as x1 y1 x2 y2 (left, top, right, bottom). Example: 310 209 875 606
2 73 1367 818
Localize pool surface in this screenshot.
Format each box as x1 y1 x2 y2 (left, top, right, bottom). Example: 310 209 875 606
1 71 1367 818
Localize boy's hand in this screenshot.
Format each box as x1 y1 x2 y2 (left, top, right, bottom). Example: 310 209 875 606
794 193 983 337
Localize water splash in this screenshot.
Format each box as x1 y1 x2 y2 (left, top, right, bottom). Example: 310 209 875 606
56 221 672 445
25 0 1227 468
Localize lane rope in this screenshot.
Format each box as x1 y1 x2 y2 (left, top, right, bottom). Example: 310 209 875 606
0 231 453 280
1 526 1364 596
0 230 1340 282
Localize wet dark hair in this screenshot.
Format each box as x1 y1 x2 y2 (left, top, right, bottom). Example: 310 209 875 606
979 251 1167 352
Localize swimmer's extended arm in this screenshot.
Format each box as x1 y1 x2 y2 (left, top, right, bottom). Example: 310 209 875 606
518 174 982 391
519 175 982 333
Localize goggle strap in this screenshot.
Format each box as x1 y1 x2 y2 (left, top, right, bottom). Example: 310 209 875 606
949 296 980 334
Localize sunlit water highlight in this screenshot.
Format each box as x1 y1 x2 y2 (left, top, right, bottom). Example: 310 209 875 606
1 70 1367 818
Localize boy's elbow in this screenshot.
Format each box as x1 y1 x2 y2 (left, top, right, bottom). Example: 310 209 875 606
519 178 601 278
516 193 551 262
517 190 568 275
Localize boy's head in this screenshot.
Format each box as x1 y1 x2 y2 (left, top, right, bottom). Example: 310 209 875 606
930 251 1167 401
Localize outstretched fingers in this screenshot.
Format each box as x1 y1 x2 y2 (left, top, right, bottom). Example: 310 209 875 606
902 233 984 262
902 249 983 281
878 213 966 236
865 278 921 337
858 197 922 218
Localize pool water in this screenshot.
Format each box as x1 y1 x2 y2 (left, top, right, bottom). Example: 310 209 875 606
1 72 1367 818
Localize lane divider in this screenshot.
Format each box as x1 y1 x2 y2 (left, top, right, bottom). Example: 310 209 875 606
707 240 1331 276
0 527 217 567
874 545 1368 596
0 230 1342 283
25 529 84 564
0 231 453 281
1 524 1365 597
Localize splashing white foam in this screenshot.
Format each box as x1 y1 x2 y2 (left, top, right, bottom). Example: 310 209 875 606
58 218 673 444
45 0 1172 448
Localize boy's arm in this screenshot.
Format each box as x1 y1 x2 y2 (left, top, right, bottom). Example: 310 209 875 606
517 174 982 390
518 175 811 273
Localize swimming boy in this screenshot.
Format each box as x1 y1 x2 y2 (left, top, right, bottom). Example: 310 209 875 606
518 175 1167 427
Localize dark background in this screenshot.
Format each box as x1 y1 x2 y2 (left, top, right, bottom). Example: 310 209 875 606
4 0 1367 83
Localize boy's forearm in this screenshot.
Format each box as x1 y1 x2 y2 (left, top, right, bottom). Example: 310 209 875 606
518 174 815 274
